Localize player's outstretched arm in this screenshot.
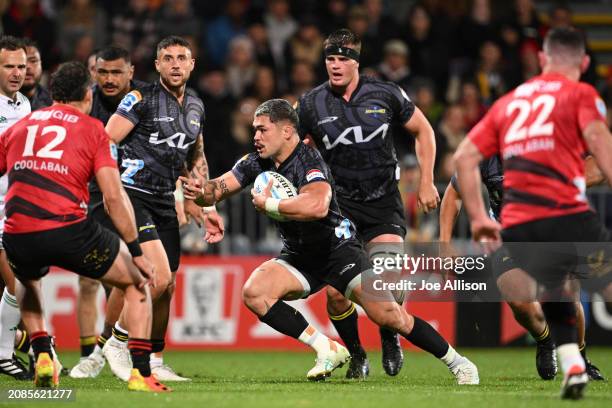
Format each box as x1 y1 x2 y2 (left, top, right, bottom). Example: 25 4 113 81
583 121 612 185
251 181 331 221
454 139 500 242
404 107 440 212
439 182 462 242
105 114 136 144
180 170 242 206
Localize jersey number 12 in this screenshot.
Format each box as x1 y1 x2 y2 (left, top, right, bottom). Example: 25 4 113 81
22 125 66 159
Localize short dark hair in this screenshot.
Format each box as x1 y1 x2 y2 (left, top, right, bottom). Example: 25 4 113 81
50 61 90 103
543 27 585 58
324 29 362 53
156 35 192 56
254 99 299 129
21 37 39 51
96 45 131 64
0 35 26 54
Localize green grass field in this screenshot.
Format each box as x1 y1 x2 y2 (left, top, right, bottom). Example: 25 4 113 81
1 348 611 407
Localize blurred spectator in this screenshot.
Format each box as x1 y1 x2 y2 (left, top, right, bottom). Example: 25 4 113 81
111 0 159 77
404 3 450 96
290 60 316 98
498 22 523 88
507 0 545 43
363 0 399 43
320 0 348 36
22 38 52 110
247 20 275 68
225 36 258 99
87 49 97 78
197 70 236 177
205 0 247 67
72 32 94 63
346 5 378 68
57 0 106 60
288 18 323 71
2 0 58 68
456 0 497 60
231 96 259 151
520 40 540 81
437 104 466 152
157 0 200 40
460 81 486 130
413 80 444 125
264 0 297 91
377 39 414 92
473 40 507 106
246 65 277 101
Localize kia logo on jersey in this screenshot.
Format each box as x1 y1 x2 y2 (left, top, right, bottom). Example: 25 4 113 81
322 123 389 150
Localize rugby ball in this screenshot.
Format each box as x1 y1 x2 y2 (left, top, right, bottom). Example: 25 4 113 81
253 171 298 221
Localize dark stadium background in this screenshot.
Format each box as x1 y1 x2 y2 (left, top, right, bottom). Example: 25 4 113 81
1 0 611 349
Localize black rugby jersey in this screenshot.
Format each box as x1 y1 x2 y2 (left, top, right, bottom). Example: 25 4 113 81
232 142 357 255
91 80 148 126
451 155 504 221
115 81 205 198
89 80 149 197
29 84 52 111
297 75 415 202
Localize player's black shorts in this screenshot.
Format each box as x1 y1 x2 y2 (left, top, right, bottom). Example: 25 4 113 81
89 190 181 271
275 240 370 298
490 246 519 279
3 218 120 281
501 211 612 289
337 190 407 243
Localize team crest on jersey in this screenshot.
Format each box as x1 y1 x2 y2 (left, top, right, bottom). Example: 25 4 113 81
306 169 325 182
596 97 607 119
119 90 142 112
0 116 6 123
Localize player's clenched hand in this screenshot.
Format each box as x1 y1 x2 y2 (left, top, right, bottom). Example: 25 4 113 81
251 179 273 213
132 254 156 289
203 210 225 243
417 182 440 213
470 217 502 252
179 176 202 201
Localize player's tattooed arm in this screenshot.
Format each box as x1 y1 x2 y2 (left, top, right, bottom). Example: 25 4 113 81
186 133 209 185
179 170 242 206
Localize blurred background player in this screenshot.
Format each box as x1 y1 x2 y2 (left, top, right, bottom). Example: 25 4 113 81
101 36 223 382
297 29 440 378
20 38 52 111
455 27 612 399
0 35 33 380
439 156 604 381
69 45 148 379
0 60 168 392
182 98 479 384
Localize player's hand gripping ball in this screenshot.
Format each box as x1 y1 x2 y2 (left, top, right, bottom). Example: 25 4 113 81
252 171 297 221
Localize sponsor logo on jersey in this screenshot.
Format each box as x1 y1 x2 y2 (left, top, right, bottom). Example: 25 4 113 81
335 218 353 239
118 90 142 112
153 116 174 122
149 131 195 149
190 119 201 127
596 97 607 119
365 106 386 115
317 116 338 125
322 123 389 149
306 169 325 182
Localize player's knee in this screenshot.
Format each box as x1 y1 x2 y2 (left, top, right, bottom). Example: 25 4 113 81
367 302 404 330
242 280 265 311
326 286 351 315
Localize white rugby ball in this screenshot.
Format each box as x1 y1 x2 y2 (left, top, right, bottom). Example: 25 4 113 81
253 171 297 221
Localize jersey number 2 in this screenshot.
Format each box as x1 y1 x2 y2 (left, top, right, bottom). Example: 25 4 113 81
504 95 555 143
22 125 66 159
